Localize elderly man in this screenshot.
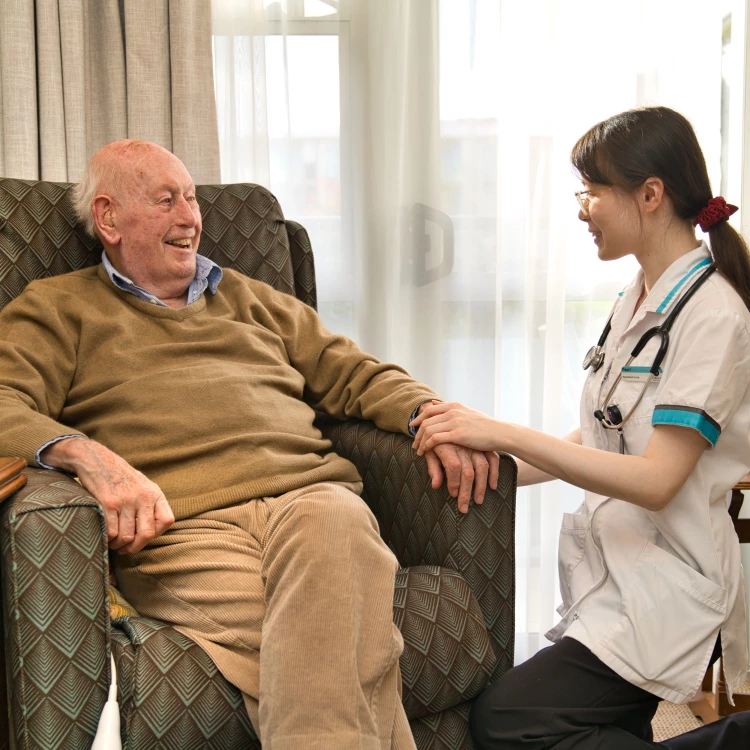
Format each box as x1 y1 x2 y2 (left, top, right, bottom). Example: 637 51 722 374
0 140 498 749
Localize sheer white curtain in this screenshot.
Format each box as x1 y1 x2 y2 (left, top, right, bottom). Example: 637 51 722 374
212 0 748 665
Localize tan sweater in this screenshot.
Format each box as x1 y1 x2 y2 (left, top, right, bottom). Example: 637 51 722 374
0 265 439 519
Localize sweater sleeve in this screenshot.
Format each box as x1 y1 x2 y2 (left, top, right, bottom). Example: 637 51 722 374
256 284 441 436
0 286 86 465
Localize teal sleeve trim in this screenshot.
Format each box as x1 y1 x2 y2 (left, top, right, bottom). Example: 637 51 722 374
652 405 720 446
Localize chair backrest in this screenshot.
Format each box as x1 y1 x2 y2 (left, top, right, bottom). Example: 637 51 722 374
0 179 317 310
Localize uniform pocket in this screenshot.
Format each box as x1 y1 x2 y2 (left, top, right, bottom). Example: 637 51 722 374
609 375 659 427
639 541 726 611
558 511 590 611
601 541 726 692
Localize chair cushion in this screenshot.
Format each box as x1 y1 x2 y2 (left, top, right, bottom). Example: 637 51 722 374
395 566 496 720
108 572 139 620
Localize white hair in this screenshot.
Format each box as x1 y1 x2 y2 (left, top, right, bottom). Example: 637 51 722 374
71 158 119 238
71 140 161 237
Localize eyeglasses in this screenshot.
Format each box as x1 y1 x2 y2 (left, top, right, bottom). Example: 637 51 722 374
575 189 592 213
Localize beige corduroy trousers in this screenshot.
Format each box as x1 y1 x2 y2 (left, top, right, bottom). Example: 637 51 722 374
115 481 416 750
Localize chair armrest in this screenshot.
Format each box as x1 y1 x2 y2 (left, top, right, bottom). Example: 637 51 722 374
0 468 110 747
317 415 517 679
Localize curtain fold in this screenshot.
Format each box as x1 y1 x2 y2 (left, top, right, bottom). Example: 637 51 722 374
0 0 38 178
0 0 219 182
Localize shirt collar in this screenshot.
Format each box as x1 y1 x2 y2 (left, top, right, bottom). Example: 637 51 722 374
101 251 223 304
639 242 712 316
610 242 712 340
195 254 223 294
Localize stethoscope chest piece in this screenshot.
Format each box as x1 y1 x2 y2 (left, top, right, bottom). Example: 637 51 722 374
582 345 606 372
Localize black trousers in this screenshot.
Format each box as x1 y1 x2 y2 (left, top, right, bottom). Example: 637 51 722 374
470 637 750 749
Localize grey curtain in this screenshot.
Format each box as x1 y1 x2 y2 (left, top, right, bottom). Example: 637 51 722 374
0 0 220 182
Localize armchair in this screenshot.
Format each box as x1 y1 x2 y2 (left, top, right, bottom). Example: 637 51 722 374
0 178 516 749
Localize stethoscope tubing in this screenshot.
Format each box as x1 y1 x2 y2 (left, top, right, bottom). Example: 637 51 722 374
590 263 716 431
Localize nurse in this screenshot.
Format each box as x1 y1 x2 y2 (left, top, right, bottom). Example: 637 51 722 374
410 106 750 749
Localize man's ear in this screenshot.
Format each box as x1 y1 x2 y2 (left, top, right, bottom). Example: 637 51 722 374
92 196 120 245
641 177 665 214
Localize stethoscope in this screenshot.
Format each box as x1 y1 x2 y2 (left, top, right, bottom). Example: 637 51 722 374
583 263 716 432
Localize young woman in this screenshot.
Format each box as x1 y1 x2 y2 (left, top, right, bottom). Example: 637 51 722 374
411 107 750 749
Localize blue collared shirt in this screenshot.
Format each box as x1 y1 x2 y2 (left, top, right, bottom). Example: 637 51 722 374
101 251 223 306
36 252 224 468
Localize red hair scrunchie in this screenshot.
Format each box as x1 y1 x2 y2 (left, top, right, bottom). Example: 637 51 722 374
697 197 738 232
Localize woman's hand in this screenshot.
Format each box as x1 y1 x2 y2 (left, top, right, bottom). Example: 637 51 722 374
410 401 503 455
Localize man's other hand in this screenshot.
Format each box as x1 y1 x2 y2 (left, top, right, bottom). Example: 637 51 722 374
40 438 174 553
423 444 499 514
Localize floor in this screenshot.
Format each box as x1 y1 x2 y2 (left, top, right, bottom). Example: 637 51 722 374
652 680 750 742
652 701 702 742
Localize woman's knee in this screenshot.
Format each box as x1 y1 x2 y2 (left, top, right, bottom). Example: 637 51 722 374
469 677 526 750
469 687 497 749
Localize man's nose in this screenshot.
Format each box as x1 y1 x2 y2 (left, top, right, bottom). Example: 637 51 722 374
176 196 198 226
578 208 589 222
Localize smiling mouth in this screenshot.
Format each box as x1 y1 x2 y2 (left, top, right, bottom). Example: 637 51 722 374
165 238 192 248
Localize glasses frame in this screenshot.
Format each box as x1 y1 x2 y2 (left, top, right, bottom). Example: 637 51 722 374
575 189 592 212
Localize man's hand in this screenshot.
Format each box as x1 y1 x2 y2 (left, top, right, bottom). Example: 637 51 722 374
41 438 174 554
413 402 499 514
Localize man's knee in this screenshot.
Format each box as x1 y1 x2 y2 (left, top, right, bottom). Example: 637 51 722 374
267 483 382 557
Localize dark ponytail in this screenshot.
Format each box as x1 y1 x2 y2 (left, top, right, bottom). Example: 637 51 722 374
571 106 750 312
707 220 750 311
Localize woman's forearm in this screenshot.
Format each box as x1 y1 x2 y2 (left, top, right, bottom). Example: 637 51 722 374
516 428 581 486
502 423 704 511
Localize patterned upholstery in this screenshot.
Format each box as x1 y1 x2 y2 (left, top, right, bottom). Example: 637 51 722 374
394 567 496 720
0 469 110 750
411 702 476 750
284 219 317 310
0 178 516 749
111 618 259 749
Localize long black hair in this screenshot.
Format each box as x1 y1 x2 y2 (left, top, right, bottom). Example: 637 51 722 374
571 106 750 311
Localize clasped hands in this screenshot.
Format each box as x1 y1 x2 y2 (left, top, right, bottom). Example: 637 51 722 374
410 400 503 514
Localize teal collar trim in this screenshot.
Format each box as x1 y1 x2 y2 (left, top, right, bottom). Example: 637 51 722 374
655 257 711 314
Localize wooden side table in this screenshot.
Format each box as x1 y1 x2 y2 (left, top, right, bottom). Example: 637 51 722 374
0 457 26 501
689 481 750 723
